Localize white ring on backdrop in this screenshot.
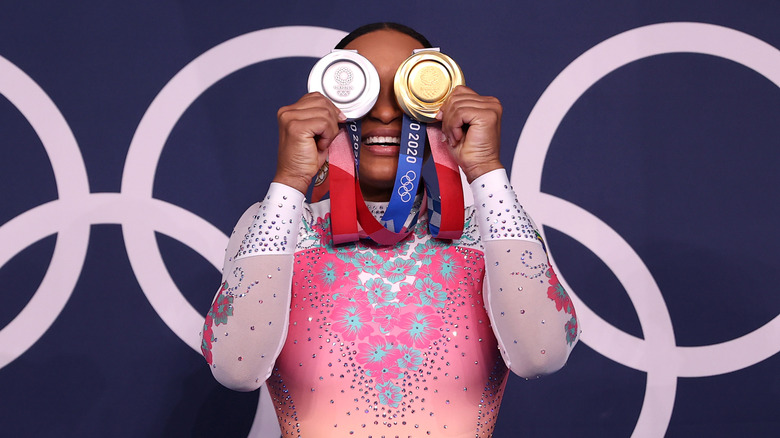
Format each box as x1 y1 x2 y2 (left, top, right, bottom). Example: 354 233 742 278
120 26 346 438
3 22 778 438
0 55 90 370
511 22 780 438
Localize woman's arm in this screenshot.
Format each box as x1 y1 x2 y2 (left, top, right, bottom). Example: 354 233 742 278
203 90 342 390
438 86 578 378
201 183 304 391
472 169 579 378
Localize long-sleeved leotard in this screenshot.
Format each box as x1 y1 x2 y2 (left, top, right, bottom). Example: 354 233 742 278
201 169 578 438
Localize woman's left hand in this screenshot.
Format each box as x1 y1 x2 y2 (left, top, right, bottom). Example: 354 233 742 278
437 86 504 182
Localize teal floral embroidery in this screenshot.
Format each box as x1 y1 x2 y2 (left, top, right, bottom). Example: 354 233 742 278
363 278 396 306
316 261 338 287
358 337 393 363
376 381 403 408
202 281 232 364
209 286 233 326
565 316 578 346
398 308 442 348
397 282 420 305
351 252 385 274
380 258 419 283
335 244 359 261
373 305 401 333
546 266 579 346
411 239 444 265
396 345 424 371
415 277 446 308
413 218 428 239
433 253 458 285
546 267 574 314
331 301 373 341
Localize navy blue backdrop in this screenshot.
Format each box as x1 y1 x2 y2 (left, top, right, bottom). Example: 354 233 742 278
1 1 778 437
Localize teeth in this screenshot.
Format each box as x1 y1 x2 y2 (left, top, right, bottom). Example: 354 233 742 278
364 136 400 146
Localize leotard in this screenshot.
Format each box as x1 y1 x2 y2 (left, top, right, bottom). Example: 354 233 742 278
202 169 579 437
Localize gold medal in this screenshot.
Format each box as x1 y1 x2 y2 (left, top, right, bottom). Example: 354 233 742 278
394 49 464 122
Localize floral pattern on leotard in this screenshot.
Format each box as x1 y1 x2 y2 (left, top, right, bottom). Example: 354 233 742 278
201 281 233 365
546 266 578 346
295 211 484 408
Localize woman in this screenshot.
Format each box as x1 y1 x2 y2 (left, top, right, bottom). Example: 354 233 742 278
202 23 578 437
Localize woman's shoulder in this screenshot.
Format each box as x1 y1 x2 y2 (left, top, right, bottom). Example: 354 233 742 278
450 204 483 250
296 198 332 251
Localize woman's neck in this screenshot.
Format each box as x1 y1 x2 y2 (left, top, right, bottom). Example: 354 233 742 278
360 182 393 202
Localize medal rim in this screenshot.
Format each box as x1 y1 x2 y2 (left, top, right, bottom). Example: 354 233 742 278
394 50 464 122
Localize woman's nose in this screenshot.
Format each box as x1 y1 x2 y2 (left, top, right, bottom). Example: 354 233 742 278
368 87 402 124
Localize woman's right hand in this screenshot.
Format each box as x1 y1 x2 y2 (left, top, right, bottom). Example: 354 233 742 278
273 92 346 194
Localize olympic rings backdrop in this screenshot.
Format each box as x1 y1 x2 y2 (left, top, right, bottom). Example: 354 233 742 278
1 2 778 437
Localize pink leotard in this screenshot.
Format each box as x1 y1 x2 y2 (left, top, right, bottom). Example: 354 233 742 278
202 169 578 437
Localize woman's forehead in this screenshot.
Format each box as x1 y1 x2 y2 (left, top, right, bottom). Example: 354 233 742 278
344 30 423 71
344 30 423 54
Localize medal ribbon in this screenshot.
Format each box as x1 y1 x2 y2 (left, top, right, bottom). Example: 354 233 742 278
327 119 463 245
380 114 425 232
327 125 359 244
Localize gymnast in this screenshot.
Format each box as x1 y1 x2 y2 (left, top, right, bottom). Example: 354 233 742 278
201 22 579 437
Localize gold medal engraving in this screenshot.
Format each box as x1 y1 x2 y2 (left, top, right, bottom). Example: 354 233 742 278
409 62 449 102
394 49 464 122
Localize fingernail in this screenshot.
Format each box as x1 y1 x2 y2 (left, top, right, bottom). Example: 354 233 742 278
338 111 347 121
435 111 443 120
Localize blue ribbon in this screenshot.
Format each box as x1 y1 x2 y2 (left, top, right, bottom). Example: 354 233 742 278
351 115 453 237
381 114 426 232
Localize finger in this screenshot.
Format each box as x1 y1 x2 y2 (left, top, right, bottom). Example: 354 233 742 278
439 88 498 139
303 93 347 122
442 94 502 114
441 97 501 135
277 107 342 140
281 112 339 149
449 84 477 97
440 101 486 145
280 92 344 122
315 123 341 151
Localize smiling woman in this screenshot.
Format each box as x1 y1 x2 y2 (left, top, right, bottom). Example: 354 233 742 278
201 22 579 437
338 28 428 201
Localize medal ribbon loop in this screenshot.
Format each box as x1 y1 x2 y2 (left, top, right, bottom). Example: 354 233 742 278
327 119 463 245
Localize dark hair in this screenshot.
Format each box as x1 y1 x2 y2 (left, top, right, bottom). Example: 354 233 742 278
334 22 433 49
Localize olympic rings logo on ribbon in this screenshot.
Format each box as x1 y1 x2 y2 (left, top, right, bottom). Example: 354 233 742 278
396 170 417 202
1 23 779 438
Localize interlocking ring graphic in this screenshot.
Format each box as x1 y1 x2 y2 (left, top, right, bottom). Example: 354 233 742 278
397 170 417 202
2 22 779 438
511 22 780 437
1 25 345 438
0 53 90 371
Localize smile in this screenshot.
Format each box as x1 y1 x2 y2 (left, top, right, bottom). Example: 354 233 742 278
364 136 401 146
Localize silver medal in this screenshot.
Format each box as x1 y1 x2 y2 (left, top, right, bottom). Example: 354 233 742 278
308 49 380 120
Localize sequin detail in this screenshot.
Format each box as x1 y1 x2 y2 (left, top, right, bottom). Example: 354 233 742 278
235 189 301 259
472 176 537 243
267 211 508 437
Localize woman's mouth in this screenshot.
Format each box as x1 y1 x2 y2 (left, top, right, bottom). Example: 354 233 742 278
363 136 401 156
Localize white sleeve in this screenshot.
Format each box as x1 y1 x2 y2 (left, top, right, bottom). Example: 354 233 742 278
471 169 580 378
201 183 303 391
